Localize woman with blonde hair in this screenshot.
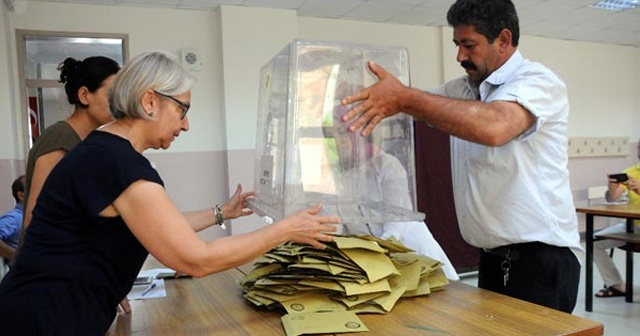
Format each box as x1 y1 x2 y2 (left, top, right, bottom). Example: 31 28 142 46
0 51 339 335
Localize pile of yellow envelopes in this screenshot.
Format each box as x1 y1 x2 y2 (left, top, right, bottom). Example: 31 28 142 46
238 235 449 336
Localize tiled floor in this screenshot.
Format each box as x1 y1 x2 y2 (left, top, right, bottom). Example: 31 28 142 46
459 248 640 336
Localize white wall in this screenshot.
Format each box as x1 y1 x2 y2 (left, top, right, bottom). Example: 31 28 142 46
219 5 299 152
0 2 21 211
6 1 225 155
521 36 640 141
0 3 19 160
298 17 443 90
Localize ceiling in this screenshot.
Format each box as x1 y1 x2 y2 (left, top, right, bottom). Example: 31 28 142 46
10 0 640 48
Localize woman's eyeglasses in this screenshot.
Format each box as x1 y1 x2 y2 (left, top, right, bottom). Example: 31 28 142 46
153 90 190 119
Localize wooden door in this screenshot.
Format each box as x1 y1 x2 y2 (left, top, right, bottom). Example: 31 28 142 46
414 121 479 272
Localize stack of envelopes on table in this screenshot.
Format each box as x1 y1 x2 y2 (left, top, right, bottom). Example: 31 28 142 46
238 235 449 336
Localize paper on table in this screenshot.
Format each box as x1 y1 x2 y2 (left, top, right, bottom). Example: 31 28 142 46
128 278 166 300
603 201 628 205
127 268 172 300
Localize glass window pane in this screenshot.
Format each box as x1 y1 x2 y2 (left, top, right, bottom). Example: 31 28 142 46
25 86 69 142
25 36 124 80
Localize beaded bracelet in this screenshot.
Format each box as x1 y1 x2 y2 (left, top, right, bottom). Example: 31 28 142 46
212 204 226 229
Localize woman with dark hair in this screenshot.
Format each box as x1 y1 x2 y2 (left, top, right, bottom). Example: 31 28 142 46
18 56 133 312
22 56 121 231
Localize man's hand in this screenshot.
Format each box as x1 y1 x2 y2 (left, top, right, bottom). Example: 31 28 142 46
341 61 408 136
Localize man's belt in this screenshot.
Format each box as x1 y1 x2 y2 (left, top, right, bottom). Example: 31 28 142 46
484 245 521 261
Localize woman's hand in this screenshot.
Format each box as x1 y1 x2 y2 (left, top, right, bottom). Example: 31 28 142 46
277 204 340 249
116 297 131 314
221 184 255 220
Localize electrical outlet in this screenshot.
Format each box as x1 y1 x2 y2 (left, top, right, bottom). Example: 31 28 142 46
568 137 629 158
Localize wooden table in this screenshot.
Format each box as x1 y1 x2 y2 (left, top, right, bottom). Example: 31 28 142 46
107 265 603 335
576 203 640 312
107 268 283 335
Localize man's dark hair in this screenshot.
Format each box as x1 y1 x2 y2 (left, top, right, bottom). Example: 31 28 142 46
11 175 25 204
447 0 520 47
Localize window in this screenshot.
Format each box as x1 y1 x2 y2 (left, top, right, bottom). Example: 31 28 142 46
16 30 128 150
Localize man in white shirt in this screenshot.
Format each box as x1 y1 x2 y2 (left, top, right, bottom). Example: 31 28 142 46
341 0 581 313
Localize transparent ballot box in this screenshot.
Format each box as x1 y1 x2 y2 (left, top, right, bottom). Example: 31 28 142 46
249 39 425 228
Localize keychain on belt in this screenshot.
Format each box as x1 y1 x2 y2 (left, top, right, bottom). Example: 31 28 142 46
501 250 514 287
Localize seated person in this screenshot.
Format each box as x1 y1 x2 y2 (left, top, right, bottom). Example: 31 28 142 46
594 140 640 297
323 113 458 280
0 175 25 266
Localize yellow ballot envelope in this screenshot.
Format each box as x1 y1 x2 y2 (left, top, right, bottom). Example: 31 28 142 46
239 235 450 336
281 311 369 336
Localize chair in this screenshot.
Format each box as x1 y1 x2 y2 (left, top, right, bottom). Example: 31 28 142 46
587 185 636 255
588 186 614 256
594 227 640 302
589 185 640 303
587 186 609 206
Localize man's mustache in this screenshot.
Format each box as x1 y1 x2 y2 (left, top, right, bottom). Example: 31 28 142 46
461 60 476 71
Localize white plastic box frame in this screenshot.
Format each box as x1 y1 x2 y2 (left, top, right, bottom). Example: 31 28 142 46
249 39 425 226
